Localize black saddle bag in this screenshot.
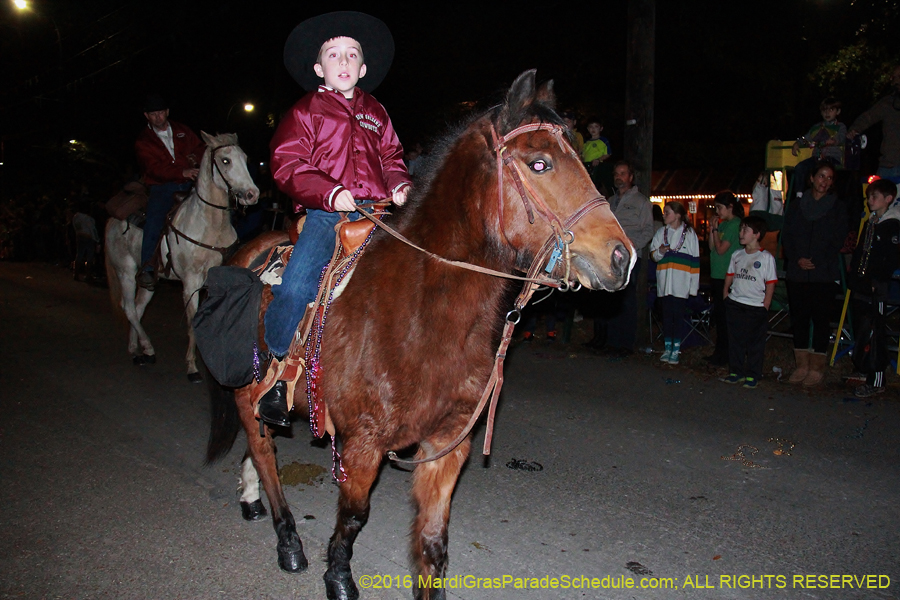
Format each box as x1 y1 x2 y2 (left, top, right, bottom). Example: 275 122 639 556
193 266 262 387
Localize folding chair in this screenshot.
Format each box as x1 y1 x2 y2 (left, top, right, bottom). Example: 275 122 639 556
681 290 713 347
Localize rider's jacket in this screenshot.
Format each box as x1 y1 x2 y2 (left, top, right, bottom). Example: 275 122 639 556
270 85 410 212
135 120 205 186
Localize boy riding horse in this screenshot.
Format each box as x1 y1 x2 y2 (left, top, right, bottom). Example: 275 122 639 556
254 11 411 426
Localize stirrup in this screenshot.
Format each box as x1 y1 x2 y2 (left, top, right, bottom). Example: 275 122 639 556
252 353 305 417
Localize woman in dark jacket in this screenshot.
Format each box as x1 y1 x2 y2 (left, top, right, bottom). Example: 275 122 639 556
781 161 848 386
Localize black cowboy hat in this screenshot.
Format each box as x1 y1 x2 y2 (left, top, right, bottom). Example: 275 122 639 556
283 11 394 93
142 93 168 113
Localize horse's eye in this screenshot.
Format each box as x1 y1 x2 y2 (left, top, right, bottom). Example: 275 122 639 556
529 159 550 173
221 158 230 165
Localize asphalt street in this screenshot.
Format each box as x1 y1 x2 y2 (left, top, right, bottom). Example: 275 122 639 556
1 261 898 600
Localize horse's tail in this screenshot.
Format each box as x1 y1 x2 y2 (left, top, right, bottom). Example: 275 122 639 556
205 379 241 464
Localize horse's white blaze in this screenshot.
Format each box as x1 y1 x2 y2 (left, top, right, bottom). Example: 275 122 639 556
239 455 261 504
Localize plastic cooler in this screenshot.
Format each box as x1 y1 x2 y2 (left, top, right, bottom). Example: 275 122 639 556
765 140 812 170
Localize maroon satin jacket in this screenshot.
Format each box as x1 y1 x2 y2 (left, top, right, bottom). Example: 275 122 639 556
270 86 411 212
135 121 206 186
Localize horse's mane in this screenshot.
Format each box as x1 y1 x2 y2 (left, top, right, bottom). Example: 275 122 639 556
404 95 566 216
407 116 477 203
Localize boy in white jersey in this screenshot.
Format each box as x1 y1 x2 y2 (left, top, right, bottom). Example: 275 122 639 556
720 216 777 388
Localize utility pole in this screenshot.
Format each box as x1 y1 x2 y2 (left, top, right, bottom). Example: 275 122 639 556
625 0 656 347
625 0 655 194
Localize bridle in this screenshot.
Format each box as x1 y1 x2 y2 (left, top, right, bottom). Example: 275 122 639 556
361 118 611 466
491 120 609 292
167 142 241 259
195 142 239 212
357 121 608 291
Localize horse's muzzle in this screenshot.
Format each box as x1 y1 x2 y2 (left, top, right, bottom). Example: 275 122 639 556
572 242 631 291
236 188 259 206
610 243 630 282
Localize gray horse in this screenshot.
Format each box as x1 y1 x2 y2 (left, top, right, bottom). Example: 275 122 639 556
105 132 259 382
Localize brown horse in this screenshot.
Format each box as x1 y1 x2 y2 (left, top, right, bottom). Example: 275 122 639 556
206 70 634 600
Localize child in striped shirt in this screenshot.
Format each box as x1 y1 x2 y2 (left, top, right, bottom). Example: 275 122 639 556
651 201 700 364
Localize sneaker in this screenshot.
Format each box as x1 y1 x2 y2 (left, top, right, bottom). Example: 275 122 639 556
854 383 885 398
667 350 680 365
546 330 558 342
522 331 534 342
742 377 758 389
720 373 744 384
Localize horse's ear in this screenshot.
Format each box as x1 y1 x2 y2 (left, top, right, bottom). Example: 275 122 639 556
200 131 214 147
498 69 537 133
535 79 557 110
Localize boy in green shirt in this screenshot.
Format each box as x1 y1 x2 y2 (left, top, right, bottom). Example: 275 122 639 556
705 190 744 366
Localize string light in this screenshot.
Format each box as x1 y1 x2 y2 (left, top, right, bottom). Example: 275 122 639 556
651 194 752 205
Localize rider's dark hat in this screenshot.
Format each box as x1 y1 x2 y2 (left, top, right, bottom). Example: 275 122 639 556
142 94 168 113
283 11 394 93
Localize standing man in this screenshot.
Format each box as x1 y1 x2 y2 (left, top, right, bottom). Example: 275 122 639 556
848 65 900 179
585 160 655 354
134 94 205 290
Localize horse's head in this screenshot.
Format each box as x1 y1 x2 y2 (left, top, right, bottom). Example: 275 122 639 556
490 70 634 292
200 131 260 206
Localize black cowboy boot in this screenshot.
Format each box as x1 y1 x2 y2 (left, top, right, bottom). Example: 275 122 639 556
257 380 290 427
255 350 291 428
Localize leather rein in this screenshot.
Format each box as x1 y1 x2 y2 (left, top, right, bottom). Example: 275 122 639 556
167 143 240 259
360 119 608 465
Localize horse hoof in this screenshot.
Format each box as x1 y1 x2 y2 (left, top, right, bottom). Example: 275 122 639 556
324 574 359 600
240 499 268 521
277 543 308 573
133 354 156 366
187 372 203 384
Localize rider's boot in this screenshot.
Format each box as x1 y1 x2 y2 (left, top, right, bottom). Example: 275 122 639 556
258 383 291 427
254 305 314 428
256 354 291 428
136 270 156 291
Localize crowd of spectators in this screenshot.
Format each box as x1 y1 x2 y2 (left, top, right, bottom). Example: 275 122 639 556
520 70 900 394
5 66 900 396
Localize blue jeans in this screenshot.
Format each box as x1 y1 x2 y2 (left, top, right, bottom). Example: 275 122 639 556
141 181 192 271
264 203 372 357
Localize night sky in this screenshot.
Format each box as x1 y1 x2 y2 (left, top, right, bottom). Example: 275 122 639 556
1 0 896 195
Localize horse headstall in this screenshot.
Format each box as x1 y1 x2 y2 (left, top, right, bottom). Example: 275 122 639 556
488 120 606 290
198 142 239 212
